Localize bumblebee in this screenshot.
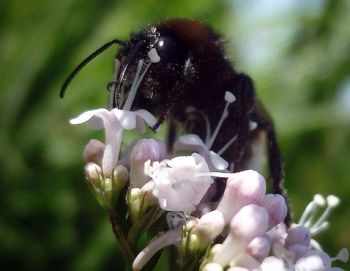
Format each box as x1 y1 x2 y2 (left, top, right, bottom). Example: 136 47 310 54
61 18 290 223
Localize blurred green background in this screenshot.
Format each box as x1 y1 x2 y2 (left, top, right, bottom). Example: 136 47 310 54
1 0 349 270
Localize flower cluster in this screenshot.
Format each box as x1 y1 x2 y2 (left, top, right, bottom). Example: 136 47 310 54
69 64 348 270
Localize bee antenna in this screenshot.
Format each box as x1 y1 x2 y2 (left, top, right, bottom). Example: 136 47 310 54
60 39 125 98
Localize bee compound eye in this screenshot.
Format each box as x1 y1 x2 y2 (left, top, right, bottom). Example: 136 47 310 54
154 36 178 63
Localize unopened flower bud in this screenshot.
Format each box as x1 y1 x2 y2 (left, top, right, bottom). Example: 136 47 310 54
266 223 287 245
112 164 129 185
262 194 288 230
287 244 309 261
285 225 311 247
195 210 225 247
246 235 271 261
232 254 261 270
226 267 249 271
216 170 266 223
84 162 111 209
213 204 268 266
130 139 166 188
84 162 102 184
83 139 105 166
260 256 287 271
202 263 223 271
127 186 159 222
295 251 331 271
230 204 268 242
84 163 128 210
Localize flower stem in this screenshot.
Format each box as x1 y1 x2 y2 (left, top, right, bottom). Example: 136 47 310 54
108 211 135 267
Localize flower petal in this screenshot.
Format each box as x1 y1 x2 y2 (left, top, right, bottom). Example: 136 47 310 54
134 109 158 128
70 108 111 129
113 109 136 130
209 150 229 170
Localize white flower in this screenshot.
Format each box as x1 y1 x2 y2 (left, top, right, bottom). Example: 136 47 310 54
70 108 157 176
145 153 213 212
174 134 229 170
216 170 266 223
173 91 238 171
212 204 269 266
262 194 288 230
194 210 225 244
246 235 271 261
261 256 288 271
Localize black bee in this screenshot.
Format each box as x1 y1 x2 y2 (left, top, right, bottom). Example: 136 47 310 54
61 18 291 224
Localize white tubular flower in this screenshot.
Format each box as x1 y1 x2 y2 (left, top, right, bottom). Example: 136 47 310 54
261 194 288 230
194 210 225 244
84 162 103 184
246 235 271 262
213 204 268 267
83 139 105 166
145 153 213 212
129 139 166 188
260 256 288 271
70 108 157 177
287 244 310 261
226 267 249 271
202 263 223 271
71 108 123 177
295 250 331 271
113 108 157 133
266 222 287 245
285 225 311 248
216 170 266 223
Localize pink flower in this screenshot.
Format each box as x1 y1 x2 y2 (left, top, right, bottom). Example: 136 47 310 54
70 108 157 176
145 153 213 212
216 170 266 223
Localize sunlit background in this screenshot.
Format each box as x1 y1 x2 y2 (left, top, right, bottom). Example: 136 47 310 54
1 0 349 270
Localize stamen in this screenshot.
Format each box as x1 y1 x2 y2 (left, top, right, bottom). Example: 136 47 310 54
217 135 237 156
123 60 144 111
332 248 349 263
132 62 152 100
198 111 211 144
311 195 340 232
206 91 235 149
298 194 325 226
249 121 258 131
310 239 323 251
122 60 152 111
310 221 329 235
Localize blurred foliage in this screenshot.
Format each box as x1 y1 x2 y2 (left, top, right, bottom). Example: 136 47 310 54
0 0 349 270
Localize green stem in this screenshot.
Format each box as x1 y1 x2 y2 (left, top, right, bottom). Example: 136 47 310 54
108 211 135 268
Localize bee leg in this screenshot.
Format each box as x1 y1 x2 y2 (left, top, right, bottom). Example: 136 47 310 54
266 127 292 225
225 73 255 171
251 103 292 225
